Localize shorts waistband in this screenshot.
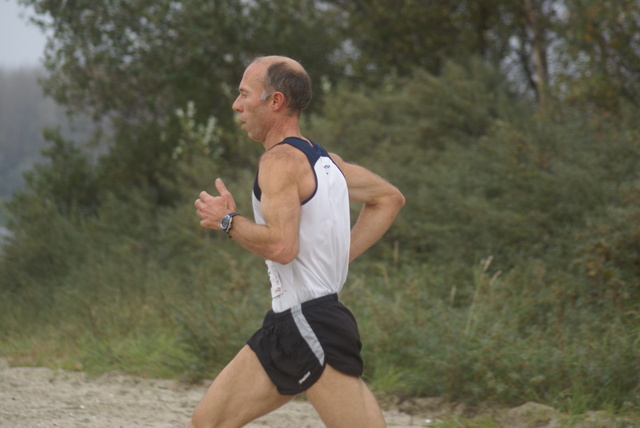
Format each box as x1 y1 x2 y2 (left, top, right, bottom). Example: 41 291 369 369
269 293 338 320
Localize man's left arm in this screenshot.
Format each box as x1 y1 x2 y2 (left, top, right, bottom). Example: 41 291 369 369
329 153 405 262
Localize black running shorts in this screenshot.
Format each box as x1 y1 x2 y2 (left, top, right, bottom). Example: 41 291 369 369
247 294 363 395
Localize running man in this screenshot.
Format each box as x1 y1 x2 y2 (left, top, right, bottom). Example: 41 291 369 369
192 55 405 428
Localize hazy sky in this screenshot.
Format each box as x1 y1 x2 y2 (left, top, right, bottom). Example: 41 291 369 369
0 0 48 68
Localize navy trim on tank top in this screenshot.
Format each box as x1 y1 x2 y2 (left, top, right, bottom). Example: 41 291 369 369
253 137 329 203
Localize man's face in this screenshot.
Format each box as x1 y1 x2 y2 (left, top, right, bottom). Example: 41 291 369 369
232 62 272 143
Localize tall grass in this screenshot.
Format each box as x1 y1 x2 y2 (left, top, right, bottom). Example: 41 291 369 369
3 248 636 414
346 257 639 413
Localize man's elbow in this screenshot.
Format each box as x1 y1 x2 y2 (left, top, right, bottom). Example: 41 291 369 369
389 187 406 213
269 241 299 264
393 187 406 209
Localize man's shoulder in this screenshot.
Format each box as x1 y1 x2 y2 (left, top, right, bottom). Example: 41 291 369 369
260 143 308 167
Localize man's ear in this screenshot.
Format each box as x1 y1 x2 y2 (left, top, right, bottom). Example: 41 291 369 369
271 92 286 111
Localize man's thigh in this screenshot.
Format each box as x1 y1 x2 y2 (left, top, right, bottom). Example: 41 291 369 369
189 345 294 428
305 364 386 428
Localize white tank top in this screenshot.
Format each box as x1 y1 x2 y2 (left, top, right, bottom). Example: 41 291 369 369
252 138 350 312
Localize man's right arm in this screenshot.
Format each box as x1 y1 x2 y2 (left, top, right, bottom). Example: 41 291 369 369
226 149 305 264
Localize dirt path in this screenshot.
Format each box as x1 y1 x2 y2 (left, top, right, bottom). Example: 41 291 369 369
3 360 632 427
0 361 426 428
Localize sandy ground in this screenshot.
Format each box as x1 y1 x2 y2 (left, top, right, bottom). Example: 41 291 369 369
3 359 634 428
0 360 428 428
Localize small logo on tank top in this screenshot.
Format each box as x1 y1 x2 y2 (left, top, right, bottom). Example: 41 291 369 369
266 260 283 298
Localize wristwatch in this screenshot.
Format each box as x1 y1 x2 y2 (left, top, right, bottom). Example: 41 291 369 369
220 212 239 234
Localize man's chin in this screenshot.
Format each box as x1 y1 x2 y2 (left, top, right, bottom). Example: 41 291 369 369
244 131 261 143
239 126 263 143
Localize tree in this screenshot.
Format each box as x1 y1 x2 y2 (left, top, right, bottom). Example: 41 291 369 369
18 0 347 205
326 0 483 78
554 0 640 114
325 0 560 105
0 67 93 197
23 0 345 123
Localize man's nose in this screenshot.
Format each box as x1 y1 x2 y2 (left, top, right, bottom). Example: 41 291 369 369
232 96 242 112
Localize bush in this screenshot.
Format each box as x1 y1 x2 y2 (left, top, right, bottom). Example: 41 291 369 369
347 259 639 411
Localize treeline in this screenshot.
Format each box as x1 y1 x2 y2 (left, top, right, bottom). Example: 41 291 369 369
0 67 94 200
0 67 56 198
1 0 639 418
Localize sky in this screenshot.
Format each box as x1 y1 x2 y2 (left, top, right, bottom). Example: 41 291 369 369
0 0 48 69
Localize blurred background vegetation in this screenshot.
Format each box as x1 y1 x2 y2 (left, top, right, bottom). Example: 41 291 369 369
1 0 639 421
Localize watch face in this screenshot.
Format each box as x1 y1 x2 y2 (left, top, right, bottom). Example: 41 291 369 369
221 216 230 230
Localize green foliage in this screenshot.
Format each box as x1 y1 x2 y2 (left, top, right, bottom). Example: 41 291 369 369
26 0 344 120
325 0 519 79
3 0 639 419
310 60 638 411
327 0 464 77
325 0 564 106
0 163 261 378
309 60 640 292
15 0 348 208
347 259 639 411
556 0 640 113
1 57 639 419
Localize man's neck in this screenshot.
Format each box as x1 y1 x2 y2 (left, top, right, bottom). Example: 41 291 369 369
263 121 304 151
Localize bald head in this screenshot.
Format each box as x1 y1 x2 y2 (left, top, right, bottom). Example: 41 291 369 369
251 55 305 71
250 55 312 115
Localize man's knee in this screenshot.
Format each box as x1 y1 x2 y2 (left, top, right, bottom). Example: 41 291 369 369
188 413 231 428
188 400 233 428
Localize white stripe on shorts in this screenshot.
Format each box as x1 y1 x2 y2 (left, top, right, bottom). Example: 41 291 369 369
291 304 325 366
